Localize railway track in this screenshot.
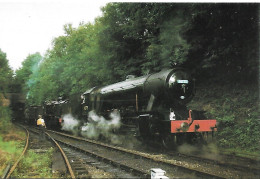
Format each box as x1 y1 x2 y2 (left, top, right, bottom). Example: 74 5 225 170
167 150 260 177
46 133 151 178
2 125 71 178
48 129 260 178
45 129 227 178
9 125 258 178
20 127 75 178
30 126 146 178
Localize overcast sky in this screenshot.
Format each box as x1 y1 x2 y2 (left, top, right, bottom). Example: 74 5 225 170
0 0 110 71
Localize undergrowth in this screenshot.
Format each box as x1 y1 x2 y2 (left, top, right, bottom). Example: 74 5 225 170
12 148 56 178
188 82 259 153
0 136 23 176
0 106 12 133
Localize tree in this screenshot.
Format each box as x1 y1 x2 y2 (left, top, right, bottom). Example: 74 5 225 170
0 49 13 93
183 4 258 83
99 3 170 79
14 53 42 98
99 3 195 78
25 22 110 105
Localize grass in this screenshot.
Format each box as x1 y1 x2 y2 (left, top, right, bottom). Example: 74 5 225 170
0 106 24 176
0 106 12 134
0 124 61 178
12 148 60 178
0 136 24 176
0 105 61 178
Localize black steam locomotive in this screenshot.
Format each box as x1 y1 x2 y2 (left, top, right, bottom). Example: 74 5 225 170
81 68 217 146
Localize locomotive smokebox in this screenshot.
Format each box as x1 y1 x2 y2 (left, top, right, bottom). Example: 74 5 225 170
143 68 194 105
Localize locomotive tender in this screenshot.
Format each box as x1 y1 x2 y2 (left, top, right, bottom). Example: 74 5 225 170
81 68 217 145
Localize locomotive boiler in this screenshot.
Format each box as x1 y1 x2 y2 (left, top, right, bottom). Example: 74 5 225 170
81 68 217 146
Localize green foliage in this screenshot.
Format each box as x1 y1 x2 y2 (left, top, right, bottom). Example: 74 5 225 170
13 148 55 178
0 106 12 133
17 3 258 105
146 10 190 70
14 53 42 97
21 22 111 105
183 4 258 83
0 49 13 93
0 135 22 155
99 3 176 78
0 134 23 176
188 83 259 152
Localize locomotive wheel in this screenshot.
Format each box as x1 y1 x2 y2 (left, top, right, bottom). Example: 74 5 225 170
188 133 206 146
162 135 177 149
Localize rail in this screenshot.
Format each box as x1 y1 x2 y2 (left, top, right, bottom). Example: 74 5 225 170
45 132 76 179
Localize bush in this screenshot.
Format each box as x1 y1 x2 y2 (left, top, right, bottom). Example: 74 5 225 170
188 83 259 153
0 106 12 134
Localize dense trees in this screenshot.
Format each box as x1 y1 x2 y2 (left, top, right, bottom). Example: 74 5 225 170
183 4 258 83
12 3 257 106
0 49 13 93
99 3 188 77
15 3 257 105
98 3 258 83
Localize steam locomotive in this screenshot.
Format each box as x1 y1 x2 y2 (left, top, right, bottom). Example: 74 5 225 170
25 97 77 130
80 68 217 146
26 68 217 147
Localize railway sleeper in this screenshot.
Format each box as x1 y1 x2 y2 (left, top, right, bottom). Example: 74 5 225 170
90 162 101 165
70 161 83 164
72 164 85 167
76 169 88 174
73 167 87 170
97 165 110 169
84 160 97 164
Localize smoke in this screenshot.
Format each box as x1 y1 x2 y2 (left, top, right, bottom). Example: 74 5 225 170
25 53 44 100
61 114 79 135
81 110 122 144
177 143 199 154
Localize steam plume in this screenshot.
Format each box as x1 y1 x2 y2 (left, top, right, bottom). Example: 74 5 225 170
61 111 141 148
81 110 121 144
61 114 79 135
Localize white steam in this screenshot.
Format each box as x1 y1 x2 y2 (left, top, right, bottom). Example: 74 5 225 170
81 110 121 144
61 111 141 148
61 114 79 134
